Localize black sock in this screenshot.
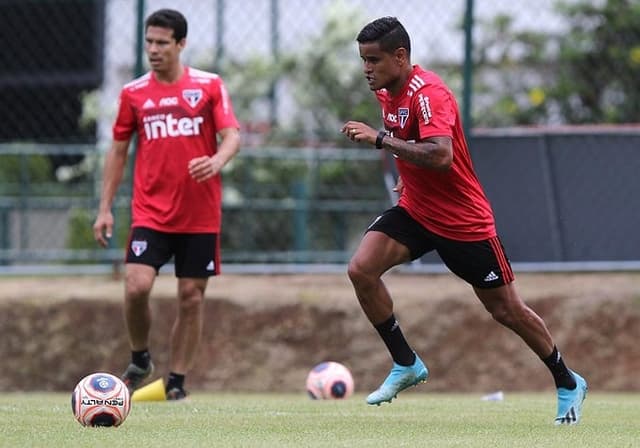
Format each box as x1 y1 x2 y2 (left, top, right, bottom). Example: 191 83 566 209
374 314 416 366
131 349 150 369
542 346 576 389
166 372 185 392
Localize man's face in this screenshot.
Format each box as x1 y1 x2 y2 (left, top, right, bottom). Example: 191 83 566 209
144 26 184 73
358 42 404 92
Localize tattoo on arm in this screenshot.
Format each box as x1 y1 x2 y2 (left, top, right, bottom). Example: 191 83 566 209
380 135 451 171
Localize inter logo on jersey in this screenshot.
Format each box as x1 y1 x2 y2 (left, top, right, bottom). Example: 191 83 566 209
183 89 203 108
398 108 409 128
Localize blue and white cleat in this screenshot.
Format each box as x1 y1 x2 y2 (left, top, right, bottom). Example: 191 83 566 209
554 370 588 425
366 354 428 405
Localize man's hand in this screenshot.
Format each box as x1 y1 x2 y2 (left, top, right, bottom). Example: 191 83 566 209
93 211 114 248
341 121 377 146
188 155 224 183
393 176 404 193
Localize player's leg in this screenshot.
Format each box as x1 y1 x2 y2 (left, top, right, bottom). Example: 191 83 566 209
166 276 207 399
474 283 587 424
438 234 587 424
474 282 554 356
166 232 217 399
121 227 172 392
347 230 408 323
348 207 429 405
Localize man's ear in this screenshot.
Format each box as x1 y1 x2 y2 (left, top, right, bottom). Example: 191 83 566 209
395 47 408 65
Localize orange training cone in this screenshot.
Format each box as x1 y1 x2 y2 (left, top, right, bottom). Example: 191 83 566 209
131 378 166 402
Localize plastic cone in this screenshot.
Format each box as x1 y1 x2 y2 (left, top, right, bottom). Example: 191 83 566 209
131 378 166 402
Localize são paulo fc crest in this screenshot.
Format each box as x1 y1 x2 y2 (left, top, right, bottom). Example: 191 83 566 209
182 89 203 108
398 108 409 128
131 240 147 257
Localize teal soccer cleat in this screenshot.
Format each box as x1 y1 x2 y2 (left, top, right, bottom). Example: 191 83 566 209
366 354 428 405
554 370 588 425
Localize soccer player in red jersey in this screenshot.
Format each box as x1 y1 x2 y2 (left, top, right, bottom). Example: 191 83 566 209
341 17 587 424
93 9 241 400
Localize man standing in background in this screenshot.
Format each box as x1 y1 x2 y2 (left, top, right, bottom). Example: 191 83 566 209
93 9 241 400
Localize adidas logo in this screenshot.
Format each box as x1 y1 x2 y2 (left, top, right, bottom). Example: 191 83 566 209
206 260 215 271
484 271 499 282
142 98 156 109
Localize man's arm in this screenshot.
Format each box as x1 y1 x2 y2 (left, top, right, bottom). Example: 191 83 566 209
379 134 452 171
188 127 241 182
341 121 452 171
93 139 130 247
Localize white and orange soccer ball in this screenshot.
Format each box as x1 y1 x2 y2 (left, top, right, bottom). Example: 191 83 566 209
305 361 354 400
71 372 131 427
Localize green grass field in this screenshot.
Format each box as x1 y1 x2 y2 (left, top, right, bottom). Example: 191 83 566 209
1 392 637 448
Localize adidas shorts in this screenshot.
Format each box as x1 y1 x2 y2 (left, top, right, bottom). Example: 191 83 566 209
125 227 219 278
367 206 514 289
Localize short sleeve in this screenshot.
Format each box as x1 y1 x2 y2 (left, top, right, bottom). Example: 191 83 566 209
112 89 136 141
210 78 240 131
414 84 456 140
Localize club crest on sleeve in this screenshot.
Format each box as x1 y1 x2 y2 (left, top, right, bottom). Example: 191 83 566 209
131 240 147 257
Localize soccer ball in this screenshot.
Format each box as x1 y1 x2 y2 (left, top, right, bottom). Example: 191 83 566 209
306 361 354 399
71 372 131 427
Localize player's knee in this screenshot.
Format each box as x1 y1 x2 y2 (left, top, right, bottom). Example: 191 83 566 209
177 284 204 311
347 259 369 286
124 276 152 302
487 301 524 329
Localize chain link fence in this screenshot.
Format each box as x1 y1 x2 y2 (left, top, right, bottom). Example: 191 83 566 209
1 0 638 271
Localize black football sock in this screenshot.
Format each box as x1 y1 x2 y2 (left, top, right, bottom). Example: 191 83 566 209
166 372 185 392
131 349 151 370
374 314 416 366
542 346 576 389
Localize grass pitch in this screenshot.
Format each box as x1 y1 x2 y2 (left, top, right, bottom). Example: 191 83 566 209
0 392 637 448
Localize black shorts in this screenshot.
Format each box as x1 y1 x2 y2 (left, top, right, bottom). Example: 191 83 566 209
125 227 220 278
367 206 515 289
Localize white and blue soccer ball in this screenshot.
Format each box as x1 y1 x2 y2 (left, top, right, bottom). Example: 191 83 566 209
306 361 354 399
71 372 131 427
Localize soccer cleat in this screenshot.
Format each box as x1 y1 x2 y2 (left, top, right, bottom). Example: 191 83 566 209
121 360 155 393
166 387 188 401
554 370 588 425
366 354 428 405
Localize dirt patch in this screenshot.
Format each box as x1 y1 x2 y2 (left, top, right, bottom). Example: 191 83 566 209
2 272 639 393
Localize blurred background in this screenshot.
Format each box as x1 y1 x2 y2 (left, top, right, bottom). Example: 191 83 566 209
0 0 639 274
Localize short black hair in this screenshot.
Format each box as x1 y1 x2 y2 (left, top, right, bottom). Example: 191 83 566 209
145 9 188 42
356 17 411 57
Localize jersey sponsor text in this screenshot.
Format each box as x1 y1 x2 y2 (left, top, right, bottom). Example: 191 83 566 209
143 113 204 140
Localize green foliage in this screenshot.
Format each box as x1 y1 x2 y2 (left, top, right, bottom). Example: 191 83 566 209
469 0 640 126
214 0 379 145
65 208 96 251
0 155 52 194
281 1 379 143
552 0 640 123
66 207 130 252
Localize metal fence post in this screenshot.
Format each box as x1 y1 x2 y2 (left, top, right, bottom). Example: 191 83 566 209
462 0 474 134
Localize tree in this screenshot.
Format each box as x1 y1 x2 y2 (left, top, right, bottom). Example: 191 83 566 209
552 0 640 123
467 0 640 126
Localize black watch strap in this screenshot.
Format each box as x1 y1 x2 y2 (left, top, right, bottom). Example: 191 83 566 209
375 130 386 149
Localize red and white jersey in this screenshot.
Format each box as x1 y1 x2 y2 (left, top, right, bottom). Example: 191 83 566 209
376 65 496 241
113 66 239 233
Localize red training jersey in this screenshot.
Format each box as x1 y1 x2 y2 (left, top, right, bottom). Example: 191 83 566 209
113 66 239 233
376 65 496 241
